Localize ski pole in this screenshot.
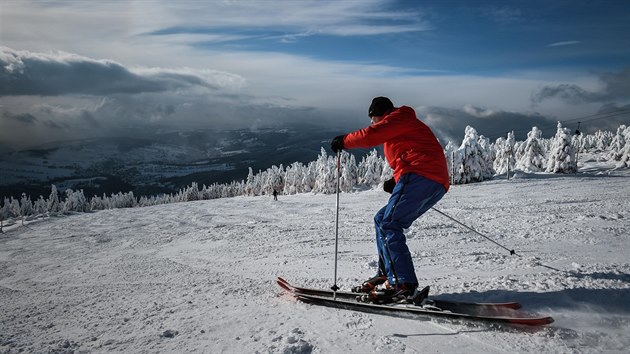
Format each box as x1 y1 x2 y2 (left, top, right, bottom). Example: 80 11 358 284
431 207 518 256
432 207 564 272
331 151 341 299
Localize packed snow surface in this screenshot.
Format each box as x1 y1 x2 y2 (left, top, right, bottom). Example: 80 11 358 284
1 163 629 353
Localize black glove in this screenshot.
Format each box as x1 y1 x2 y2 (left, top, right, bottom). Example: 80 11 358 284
383 178 396 194
330 135 345 153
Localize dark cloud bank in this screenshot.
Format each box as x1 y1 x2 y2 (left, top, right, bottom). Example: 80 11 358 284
0 46 216 96
1 46 629 150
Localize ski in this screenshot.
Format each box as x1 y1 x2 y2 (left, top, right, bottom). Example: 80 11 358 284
278 277 553 326
278 277 522 310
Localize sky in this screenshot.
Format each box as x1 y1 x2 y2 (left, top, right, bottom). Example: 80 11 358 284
1 0 629 150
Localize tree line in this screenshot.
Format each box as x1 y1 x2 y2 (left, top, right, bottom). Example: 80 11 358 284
1 123 629 231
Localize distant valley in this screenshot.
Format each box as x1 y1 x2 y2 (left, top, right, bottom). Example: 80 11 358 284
0 127 366 200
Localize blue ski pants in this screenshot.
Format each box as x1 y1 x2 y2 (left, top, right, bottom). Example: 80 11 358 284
374 173 446 286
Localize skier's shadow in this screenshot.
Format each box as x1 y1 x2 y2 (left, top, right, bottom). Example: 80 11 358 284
389 282 630 336
435 283 630 314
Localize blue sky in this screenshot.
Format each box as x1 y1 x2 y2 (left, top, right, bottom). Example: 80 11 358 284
1 0 629 149
144 0 630 75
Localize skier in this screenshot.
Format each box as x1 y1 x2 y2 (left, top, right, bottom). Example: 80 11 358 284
330 96 450 304
273 189 278 201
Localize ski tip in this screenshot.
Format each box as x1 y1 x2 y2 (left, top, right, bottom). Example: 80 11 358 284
509 316 554 326
277 279 291 292
277 277 292 290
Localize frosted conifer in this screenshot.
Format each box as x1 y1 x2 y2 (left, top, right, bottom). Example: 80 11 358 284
453 126 493 184
546 122 577 173
516 127 546 172
609 125 627 161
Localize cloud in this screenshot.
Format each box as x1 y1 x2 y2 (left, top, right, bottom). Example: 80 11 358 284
547 41 581 47
3 112 38 125
151 1 429 38
419 105 555 144
484 6 523 24
531 84 601 105
0 46 237 96
531 67 630 104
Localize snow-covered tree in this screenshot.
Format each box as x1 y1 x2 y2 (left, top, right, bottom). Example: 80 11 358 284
357 149 382 186
245 167 256 196
33 196 48 216
283 162 306 195
443 141 457 183
478 134 496 177
63 189 89 213
615 125 630 168
594 130 613 152
9 198 20 220
109 192 137 209
312 148 337 194
493 132 516 175
0 198 11 232
609 125 627 161
90 194 107 211
452 126 494 184
516 127 546 172
546 122 577 173
47 185 61 214
302 161 316 193
19 193 33 225
263 164 284 195
180 182 200 202
339 152 358 192
379 159 393 186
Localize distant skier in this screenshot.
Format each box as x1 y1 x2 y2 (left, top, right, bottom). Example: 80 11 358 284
330 96 450 304
273 189 278 201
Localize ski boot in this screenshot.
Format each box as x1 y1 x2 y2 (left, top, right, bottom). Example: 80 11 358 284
351 275 388 293
357 283 418 304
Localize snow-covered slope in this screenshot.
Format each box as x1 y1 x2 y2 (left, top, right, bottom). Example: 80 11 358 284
1 163 629 353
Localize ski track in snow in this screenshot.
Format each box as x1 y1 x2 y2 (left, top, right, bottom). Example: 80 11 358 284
1 166 629 353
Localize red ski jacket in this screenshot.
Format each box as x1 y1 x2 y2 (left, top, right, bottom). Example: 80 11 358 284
343 106 450 192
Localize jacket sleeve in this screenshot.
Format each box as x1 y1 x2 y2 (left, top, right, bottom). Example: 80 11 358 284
343 110 408 149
